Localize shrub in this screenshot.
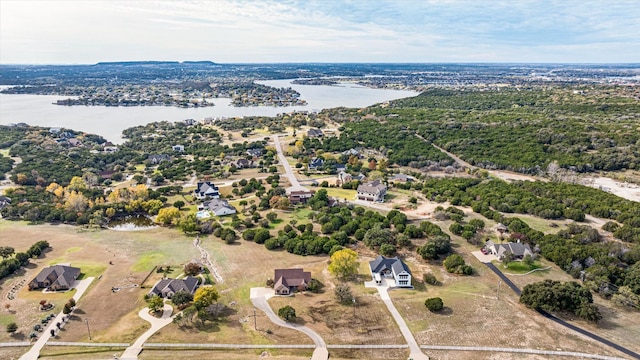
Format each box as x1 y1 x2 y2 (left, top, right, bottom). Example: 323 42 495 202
334 283 354 305
277 305 296 321
425 297 444 312
423 273 441 286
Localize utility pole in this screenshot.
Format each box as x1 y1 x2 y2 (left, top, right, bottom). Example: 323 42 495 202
254 307 257 330
497 280 502 300
352 297 356 319
85 319 92 340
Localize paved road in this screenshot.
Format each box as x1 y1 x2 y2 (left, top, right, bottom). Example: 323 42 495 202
120 304 174 360
375 287 430 360
250 287 328 360
19 277 95 360
272 135 304 191
482 262 640 359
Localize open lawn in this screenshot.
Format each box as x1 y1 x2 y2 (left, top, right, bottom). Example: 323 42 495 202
326 188 356 201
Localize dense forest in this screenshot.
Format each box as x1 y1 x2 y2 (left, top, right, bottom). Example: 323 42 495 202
316 86 640 173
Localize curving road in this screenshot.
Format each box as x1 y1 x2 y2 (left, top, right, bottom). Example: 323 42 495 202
120 304 174 360
482 262 640 360
250 287 328 360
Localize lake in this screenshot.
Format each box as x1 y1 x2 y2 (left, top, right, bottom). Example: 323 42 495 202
0 80 418 143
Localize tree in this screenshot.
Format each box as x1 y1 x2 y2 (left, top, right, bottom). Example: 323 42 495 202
423 273 441 286
277 305 296 322
172 290 194 307
147 295 164 313
177 213 199 234
156 207 181 225
6 322 17 334
363 225 394 249
334 283 354 305
173 200 185 210
443 254 472 275
520 280 601 322
184 262 201 276
328 249 359 279
425 297 444 312
0 247 15 259
193 286 219 309
379 243 396 256
266 212 278 222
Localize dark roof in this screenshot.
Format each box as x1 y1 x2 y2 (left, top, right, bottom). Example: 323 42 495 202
274 269 311 289
149 276 199 297
195 182 220 197
307 128 324 137
31 265 80 289
309 157 324 168
369 256 411 275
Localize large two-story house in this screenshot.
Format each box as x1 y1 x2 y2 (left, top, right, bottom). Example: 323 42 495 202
194 182 220 200
356 180 387 202
369 256 412 288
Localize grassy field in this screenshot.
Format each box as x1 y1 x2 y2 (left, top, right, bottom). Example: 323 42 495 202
1 199 638 360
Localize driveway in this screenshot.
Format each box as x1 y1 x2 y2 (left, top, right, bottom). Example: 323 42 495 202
272 135 304 191
250 287 328 360
19 277 95 360
471 250 497 263
120 304 174 360
372 286 430 360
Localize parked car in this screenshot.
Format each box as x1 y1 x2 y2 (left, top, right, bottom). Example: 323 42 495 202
480 248 488 255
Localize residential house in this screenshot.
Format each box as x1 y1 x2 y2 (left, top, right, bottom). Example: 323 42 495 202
287 187 315 205
336 171 353 186
334 164 347 172
148 154 171 164
194 181 220 200
307 128 324 138
148 276 199 298
234 158 253 169
49 127 62 134
102 142 119 152
172 145 185 152
67 138 83 147
273 268 312 295
183 118 197 126
308 157 324 171
246 148 263 158
0 196 11 209
29 265 81 291
391 173 413 183
485 240 533 261
342 148 361 157
200 199 237 216
356 180 387 202
369 256 412 288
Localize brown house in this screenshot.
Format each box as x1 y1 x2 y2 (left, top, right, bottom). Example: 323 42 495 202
273 268 311 295
29 265 81 291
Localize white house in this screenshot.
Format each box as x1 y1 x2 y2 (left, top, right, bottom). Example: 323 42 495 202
356 180 387 202
194 182 220 200
172 144 185 152
369 255 412 288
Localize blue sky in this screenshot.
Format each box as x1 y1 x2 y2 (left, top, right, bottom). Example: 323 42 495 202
1 0 639 64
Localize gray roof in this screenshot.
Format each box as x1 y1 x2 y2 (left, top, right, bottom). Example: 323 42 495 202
369 256 411 276
195 182 220 197
203 199 236 214
357 180 387 194
149 276 199 297
486 240 533 258
31 265 80 289
274 269 311 290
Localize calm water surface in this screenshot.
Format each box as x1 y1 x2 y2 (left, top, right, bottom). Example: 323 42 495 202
0 80 417 143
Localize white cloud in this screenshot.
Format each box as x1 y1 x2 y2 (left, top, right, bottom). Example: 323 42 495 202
1 0 638 63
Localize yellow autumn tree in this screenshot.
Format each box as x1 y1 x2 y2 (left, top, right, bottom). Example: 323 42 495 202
328 249 359 279
156 207 181 225
67 176 87 192
193 286 219 310
64 191 88 212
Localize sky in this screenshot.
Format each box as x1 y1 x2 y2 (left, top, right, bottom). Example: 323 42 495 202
1 0 639 64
